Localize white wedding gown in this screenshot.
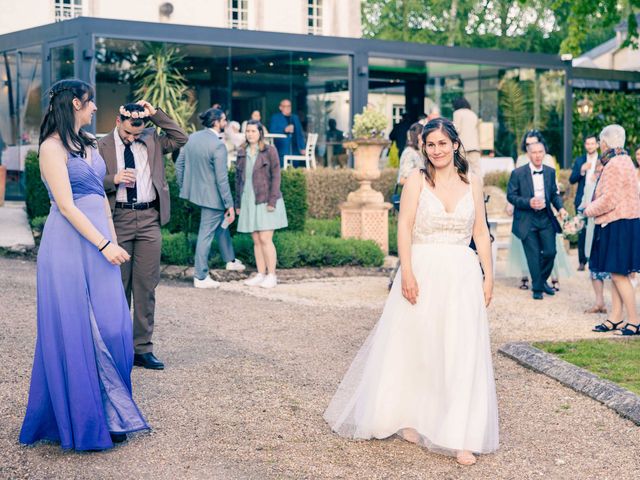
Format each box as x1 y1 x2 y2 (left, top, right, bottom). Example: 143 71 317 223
324 181 499 456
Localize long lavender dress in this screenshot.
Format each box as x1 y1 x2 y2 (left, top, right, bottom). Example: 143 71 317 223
19 148 149 451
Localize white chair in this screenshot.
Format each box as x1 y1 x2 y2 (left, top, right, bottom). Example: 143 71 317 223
283 133 318 169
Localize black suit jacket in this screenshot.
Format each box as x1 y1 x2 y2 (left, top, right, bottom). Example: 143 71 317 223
507 164 563 240
569 154 586 209
569 154 599 209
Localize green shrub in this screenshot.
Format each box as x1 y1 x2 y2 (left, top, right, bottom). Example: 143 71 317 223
279 168 307 231
30 215 48 232
164 158 201 234
305 167 398 219
25 150 51 219
483 171 510 193
160 228 384 268
161 230 195 265
388 215 398 255
573 91 640 159
387 141 400 168
305 217 341 237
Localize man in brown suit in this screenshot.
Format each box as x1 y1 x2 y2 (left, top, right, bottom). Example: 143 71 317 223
99 101 187 370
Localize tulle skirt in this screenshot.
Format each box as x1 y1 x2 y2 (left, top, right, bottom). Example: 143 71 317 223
323 243 499 456
506 234 572 280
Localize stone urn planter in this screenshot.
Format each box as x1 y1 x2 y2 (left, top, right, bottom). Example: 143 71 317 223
340 137 392 254
343 138 390 204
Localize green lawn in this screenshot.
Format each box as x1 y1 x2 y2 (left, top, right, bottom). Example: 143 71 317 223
534 339 640 395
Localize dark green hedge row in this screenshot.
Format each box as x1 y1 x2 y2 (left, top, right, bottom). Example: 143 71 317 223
161 229 384 268
25 151 50 219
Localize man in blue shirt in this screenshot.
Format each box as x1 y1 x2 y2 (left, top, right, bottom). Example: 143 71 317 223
269 98 305 166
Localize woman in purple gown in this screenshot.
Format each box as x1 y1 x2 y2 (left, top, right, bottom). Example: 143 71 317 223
19 79 149 451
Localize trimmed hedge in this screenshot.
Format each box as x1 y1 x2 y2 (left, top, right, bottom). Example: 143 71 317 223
25 150 51 219
305 167 398 219
305 216 398 255
161 228 384 268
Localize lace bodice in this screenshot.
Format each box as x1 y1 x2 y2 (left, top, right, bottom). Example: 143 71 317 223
412 185 475 246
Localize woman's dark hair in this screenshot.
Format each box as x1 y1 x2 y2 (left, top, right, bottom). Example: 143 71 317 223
520 129 548 153
243 120 266 151
119 103 146 127
452 97 471 111
406 122 423 151
420 117 469 187
199 107 224 128
39 79 96 156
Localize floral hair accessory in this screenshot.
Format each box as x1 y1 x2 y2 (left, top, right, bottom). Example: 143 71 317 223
119 105 149 119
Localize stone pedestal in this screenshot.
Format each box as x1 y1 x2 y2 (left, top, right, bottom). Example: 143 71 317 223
340 201 392 254
340 138 392 254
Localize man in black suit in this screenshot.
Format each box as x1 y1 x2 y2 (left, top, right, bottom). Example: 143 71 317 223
569 134 599 270
507 142 568 300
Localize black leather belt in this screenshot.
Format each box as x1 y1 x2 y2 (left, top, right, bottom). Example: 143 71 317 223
115 199 158 210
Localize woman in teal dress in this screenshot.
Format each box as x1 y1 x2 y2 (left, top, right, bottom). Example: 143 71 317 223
235 120 288 289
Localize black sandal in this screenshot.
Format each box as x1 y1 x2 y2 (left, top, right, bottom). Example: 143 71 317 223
519 278 529 290
552 280 560 292
592 319 623 332
618 323 640 336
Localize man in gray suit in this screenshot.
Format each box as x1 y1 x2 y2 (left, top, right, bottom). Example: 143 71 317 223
100 101 188 370
176 108 236 288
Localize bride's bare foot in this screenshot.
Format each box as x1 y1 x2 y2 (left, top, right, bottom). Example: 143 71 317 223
400 428 421 445
456 450 476 466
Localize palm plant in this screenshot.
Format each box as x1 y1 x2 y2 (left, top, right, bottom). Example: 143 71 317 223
132 43 196 132
499 78 531 156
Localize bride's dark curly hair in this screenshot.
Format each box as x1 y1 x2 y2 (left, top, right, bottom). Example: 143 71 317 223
420 117 469 187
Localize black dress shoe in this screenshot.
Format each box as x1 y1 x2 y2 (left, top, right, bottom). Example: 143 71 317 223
110 433 127 444
134 352 165 370
532 291 543 300
542 283 555 295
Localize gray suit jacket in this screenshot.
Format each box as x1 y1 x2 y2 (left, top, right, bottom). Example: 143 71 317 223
99 108 188 226
175 129 233 210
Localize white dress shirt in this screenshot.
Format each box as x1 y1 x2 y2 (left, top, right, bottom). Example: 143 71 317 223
529 162 545 201
585 152 598 183
113 129 156 203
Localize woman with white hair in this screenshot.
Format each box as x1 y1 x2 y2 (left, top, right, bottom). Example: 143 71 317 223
584 124 640 336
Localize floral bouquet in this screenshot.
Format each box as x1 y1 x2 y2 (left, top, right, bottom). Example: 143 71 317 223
562 214 585 237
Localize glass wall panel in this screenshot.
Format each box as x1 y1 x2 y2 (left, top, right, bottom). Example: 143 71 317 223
95 38 349 166
0 46 41 199
50 43 75 82
369 57 565 165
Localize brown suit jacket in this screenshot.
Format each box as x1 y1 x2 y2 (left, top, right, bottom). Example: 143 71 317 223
98 109 188 226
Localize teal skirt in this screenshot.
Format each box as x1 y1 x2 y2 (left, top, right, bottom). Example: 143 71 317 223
237 196 288 233
506 234 572 279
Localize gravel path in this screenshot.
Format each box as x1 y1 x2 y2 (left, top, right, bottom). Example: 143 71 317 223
1 255 639 479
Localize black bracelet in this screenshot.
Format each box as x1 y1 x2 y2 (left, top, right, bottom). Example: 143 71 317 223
99 240 111 252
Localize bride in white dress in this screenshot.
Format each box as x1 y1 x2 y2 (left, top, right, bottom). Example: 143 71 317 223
324 118 499 466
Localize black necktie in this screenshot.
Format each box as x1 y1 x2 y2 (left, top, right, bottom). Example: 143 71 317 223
533 170 543 175
124 143 137 203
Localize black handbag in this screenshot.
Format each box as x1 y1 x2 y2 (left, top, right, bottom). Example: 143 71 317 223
391 184 401 212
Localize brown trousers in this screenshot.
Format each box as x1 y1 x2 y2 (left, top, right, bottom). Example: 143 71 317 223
113 207 162 354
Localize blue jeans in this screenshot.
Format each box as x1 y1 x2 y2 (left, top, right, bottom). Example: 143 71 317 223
194 207 236 280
